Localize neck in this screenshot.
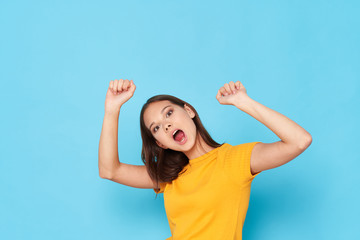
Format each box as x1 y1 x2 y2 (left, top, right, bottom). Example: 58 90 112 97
183 133 216 160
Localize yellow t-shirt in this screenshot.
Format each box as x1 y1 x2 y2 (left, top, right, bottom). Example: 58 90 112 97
154 142 262 240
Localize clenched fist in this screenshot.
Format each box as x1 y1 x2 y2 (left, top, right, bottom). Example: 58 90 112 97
105 79 136 113
216 81 250 107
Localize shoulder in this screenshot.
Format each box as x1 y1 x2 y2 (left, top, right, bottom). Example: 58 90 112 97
220 142 261 156
218 141 262 183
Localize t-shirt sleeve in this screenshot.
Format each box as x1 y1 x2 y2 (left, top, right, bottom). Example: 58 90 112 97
224 142 262 185
153 181 167 194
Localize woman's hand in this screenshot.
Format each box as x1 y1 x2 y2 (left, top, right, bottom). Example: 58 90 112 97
105 79 136 113
216 81 250 108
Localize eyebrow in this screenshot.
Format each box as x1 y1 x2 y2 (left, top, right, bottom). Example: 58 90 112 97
148 105 172 130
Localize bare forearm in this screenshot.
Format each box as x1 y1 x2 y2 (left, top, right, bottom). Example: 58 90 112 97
98 109 122 178
236 97 312 148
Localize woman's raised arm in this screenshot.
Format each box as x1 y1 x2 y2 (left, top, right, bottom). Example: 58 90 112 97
98 80 156 189
216 81 312 174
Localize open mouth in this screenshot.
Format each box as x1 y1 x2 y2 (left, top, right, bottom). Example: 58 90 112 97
173 129 186 143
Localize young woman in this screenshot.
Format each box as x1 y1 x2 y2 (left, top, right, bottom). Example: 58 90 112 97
98 79 312 240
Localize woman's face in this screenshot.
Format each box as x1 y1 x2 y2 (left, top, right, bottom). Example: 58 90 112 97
143 100 197 152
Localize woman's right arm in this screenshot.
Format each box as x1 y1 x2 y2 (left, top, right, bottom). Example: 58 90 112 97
98 109 121 179
98 79 157 189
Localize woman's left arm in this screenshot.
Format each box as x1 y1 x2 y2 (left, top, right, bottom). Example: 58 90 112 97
216 81 312 174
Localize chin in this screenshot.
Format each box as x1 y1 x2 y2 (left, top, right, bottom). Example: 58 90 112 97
180 137 196 152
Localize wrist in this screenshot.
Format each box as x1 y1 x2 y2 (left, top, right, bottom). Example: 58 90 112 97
234 95 254 111
105 106 121 116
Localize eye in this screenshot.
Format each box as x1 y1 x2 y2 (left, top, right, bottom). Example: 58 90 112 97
153 126 159 133
166 110 173 117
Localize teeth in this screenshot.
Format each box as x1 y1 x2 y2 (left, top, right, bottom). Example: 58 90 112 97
173 130 179 136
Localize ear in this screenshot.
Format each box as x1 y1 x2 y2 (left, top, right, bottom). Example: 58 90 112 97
184 104 195 119
156 140 167 149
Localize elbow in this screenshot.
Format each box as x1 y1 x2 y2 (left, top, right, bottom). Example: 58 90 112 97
99 172 108 179
99 169 113 180
299 134 312 150
99 173 112 180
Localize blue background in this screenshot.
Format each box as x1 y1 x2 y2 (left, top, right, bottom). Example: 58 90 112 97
1 0 359 239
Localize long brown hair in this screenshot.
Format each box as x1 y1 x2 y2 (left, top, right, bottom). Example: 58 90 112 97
140 95 223 196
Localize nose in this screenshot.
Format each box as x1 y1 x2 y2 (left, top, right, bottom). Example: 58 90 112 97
164 123 171 132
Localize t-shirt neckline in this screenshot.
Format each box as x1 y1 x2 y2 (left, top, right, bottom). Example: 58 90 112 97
188 143 227 164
